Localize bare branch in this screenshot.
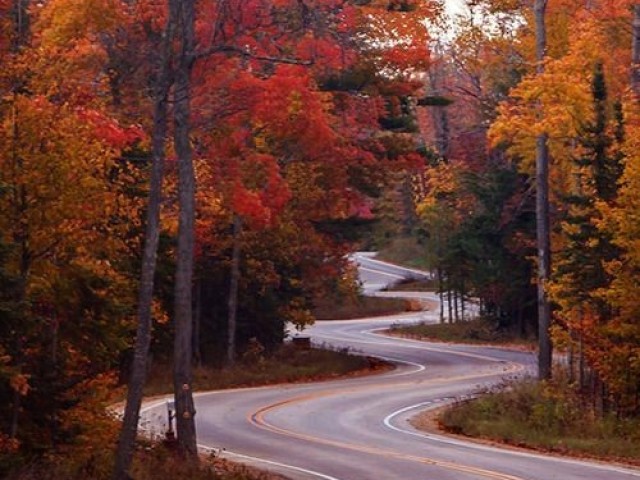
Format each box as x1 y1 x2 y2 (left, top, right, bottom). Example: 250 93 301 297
193 44 313 65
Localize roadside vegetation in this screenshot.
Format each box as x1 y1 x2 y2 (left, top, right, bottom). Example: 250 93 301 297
7 444 283 480
386 278 437 292
388 317 535 347
144 343 387 396
437 379 640 464
313 292 411 320
4 344 381 480
376 237 429 270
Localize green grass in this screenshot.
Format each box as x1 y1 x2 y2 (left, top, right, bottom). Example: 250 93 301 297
313 294 410 320
389 317 534 346
439 380 640 463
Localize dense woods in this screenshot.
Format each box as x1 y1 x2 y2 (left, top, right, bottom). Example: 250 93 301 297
0 0 639 477
414 0 640 416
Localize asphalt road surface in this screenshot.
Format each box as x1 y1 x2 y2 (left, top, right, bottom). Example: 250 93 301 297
140 257 640 480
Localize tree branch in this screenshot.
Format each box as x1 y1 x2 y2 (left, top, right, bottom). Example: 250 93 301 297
193 44 313 66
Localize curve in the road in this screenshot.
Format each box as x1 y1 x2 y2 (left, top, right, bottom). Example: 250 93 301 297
249 388 525 480
138 257 640 480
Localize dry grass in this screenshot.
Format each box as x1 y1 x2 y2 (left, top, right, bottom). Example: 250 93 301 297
376 236 429 269
313 294 409 320
388 317 535 348
436 380 640 465
144 344 387 397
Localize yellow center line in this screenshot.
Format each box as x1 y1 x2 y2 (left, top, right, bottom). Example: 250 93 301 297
248 364 526 480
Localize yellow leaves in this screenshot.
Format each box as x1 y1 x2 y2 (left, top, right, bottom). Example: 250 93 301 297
152 298 169 325
287 91 304 117
278 296 314 328
0 94 141 313
490 10 630 179
490 62 592 174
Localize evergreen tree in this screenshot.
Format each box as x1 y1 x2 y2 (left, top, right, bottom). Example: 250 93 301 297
551 62 623 320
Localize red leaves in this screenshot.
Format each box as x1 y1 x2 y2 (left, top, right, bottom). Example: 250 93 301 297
230 154 291 228
76 108 144 149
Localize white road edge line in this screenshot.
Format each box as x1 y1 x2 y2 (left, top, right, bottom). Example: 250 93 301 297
200 446 342 480
352 255 432 278
139 397 343 480
383 402 640 477
358 266 405 279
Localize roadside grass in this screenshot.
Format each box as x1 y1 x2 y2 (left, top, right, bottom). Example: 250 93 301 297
7 445 283 480
438 380 640 463
313 294 410 320
386 278 437 292
144 343 387 396
376 236 429 269
388 317 535 347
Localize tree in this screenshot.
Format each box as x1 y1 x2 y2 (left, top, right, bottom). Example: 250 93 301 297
533 0 552 380
549 63 624 390
112 3 174 477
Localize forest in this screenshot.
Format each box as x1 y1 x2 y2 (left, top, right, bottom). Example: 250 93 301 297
0 0 639 477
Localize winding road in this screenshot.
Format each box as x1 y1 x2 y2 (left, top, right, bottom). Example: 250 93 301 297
141 255 640 480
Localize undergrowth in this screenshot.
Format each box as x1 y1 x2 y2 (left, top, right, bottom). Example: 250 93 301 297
313 294 409 320
389 317 534 346
144 343 380 396
439 379 640 462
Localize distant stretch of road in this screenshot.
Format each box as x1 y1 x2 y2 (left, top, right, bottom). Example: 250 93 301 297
140 255 640 480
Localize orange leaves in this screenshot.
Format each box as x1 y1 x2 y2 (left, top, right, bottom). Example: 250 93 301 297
9 373 30 396
0 93 141 312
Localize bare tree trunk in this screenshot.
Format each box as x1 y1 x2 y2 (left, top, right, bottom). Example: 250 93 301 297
172 0 198 457
460 280 465 320
579 329 585 389
112 19 172 479
226 215 242 366
437 267 444 323
453 290 459 322
535 0 552 381
8 0 30 444
447 286 453 323
193 278 202 368
568 330 574 384
632 5 640 97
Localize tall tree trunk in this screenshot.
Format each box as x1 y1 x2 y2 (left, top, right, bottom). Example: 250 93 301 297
632 5 640 97
453 290 459 322
8 0 30 444
172 0 198 457
534 0 552 380
193 278 202 368
437 267 444 323
226 215 242 366
460 280 465 320
112 20 172 480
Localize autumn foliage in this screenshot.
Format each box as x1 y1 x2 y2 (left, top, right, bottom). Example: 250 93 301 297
0 0 434 474
412 0 640 415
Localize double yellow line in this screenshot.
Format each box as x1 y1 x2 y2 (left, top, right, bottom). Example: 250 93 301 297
249 368 526 480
